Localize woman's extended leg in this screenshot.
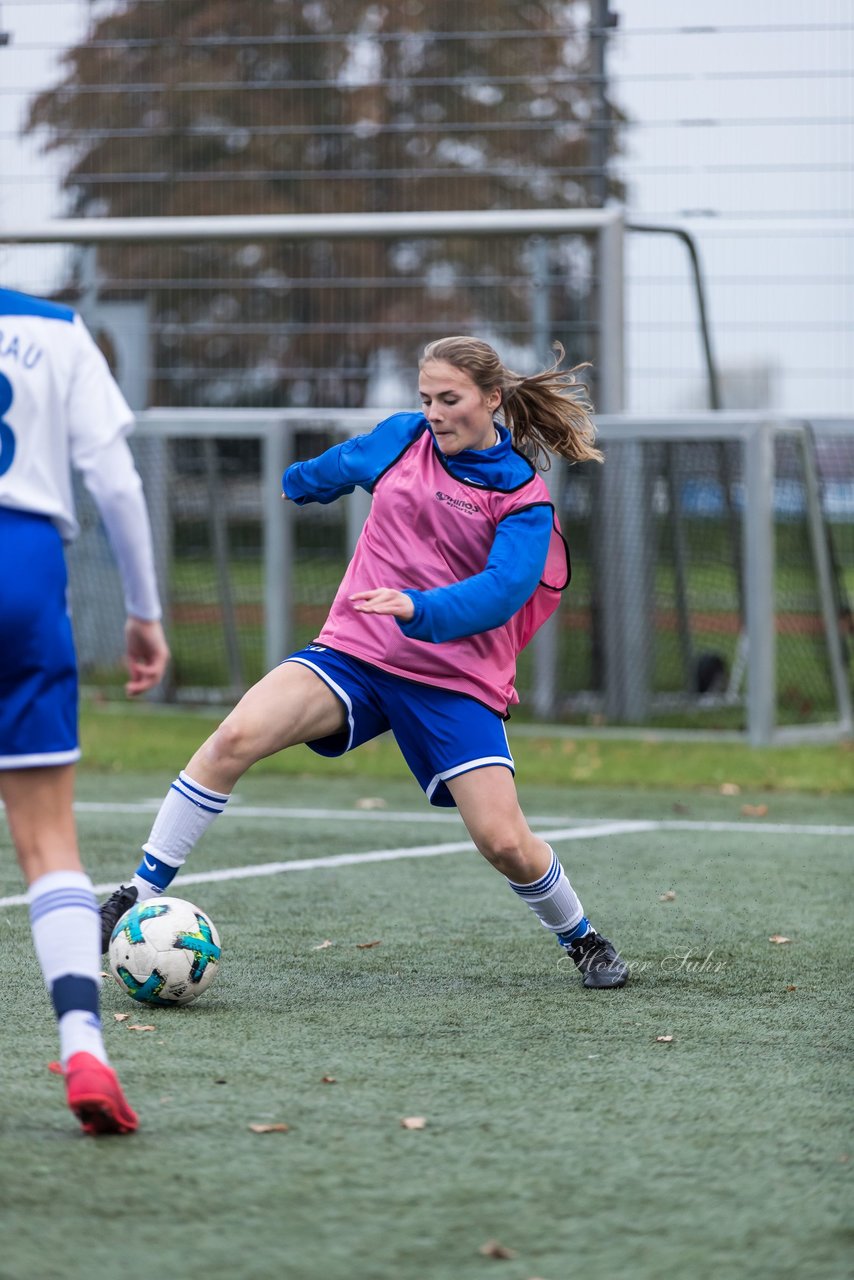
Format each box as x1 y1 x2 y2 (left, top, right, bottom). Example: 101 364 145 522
99 662 346 946
446 766 628 989
187 660 346 791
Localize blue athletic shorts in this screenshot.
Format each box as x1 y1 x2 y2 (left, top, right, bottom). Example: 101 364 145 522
0 507 80 769
284 644 514 807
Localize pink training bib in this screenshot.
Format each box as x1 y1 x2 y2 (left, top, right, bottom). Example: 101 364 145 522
318 430 568 713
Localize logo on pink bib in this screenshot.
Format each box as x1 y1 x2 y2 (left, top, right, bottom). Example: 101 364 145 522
434 490 481 517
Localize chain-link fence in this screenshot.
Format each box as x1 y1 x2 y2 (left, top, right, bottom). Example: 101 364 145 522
66 411 854 742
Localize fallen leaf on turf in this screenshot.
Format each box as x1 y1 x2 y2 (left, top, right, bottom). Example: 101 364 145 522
400 1116 427 1129
113 1012 130 1022
127 1024 156 1032
741 803 769 817
479 1241 517 1260
769 935 792 945
659 890 677 902
786 985 797 992
719 782 740 796
356 940 382 949
312 940 333 950
655 1035 674 1043
249 1123 289 1134
355 796 387 810
321 1076 337 1084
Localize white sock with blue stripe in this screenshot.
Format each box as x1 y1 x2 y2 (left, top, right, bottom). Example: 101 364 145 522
507 847 593 946
28 869 107 1066
131 771 230 901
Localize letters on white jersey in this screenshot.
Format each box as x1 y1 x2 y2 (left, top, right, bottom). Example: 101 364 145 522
0 289 134 540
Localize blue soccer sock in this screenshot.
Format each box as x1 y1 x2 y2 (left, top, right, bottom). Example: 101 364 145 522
28 870 107 1066
508 846 592 945
131 771 230 901
556 916 593 948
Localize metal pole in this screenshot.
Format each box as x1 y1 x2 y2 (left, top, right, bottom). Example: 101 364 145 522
529 236 561 719
201 438 243 694
628 221 745 623
663 443 696 688
263 423 293 672
743 421 776 745
588 0 618 210
596 215 625 417
627 224 723 412
0 208 622 245
597 213 651 721
583 2 618 709
799 425 853 734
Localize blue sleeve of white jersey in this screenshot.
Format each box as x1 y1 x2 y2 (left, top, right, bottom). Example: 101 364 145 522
282 412 425 506
397 504 554 644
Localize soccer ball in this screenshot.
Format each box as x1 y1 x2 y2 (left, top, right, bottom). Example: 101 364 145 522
108 896 222 1007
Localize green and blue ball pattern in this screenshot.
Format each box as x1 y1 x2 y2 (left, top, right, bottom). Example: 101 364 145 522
109 896 222 1006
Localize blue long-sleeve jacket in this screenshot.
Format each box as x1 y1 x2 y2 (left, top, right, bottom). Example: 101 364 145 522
283 411 556 644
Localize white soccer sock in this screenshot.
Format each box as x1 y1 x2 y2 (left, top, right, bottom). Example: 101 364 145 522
57 1010 108 1065
507 846 586 935
132 771 230 901
28 869 107 1066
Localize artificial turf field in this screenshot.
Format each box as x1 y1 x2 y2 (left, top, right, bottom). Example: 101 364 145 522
1 769 852 1280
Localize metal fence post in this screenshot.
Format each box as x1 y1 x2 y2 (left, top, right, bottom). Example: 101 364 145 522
743 420 776 745
344 413 373 558
263 422 293 672
596 215 624 418
530 235 561 718
799 424 853 735
597 214 652 722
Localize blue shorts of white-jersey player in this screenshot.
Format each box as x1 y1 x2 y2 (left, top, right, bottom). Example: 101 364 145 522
0 509 79 768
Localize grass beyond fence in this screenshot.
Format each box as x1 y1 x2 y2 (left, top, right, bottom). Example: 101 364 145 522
79 702 854 794
80 508 854 726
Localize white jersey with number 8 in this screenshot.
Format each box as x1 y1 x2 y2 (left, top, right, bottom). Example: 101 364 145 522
0 288 160 620
0 289 133 539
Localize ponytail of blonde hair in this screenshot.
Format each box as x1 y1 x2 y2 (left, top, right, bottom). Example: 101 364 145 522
420 336 602 468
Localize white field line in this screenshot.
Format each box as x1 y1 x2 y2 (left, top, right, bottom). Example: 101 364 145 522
660 820 854 836
1 811 852 911
0 820 653 909
67 800 854 840
75 801 465 823
77 801 596 826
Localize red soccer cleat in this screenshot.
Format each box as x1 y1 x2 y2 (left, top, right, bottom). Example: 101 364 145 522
60 1052 139 1135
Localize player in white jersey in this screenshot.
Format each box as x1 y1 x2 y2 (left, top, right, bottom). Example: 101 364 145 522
0 287 170 1135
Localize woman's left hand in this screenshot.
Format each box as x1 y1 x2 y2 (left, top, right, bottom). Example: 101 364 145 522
349 589 415 620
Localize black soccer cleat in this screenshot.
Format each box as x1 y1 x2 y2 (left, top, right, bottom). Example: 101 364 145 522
99 884 138 954
563 929 629 989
